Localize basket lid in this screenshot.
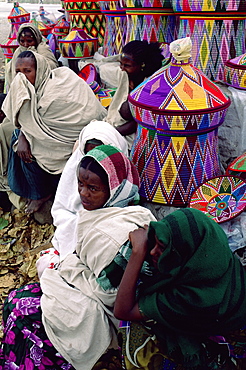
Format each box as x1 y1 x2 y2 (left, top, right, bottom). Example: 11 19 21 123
189 175 246 223
228 153 246 173
129 37 230 117
8 3 30 20
225 53 246 70
59 28 98 43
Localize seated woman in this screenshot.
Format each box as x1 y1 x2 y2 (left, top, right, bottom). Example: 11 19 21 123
114 208 246 369
105 40 164 149
2 50 106 213
36 120 129 276
0 144 156 370
5 23 58 90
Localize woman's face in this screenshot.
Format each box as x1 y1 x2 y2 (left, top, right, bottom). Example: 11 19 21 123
19 31 37 48
15 57 36 86
78 167 110 211
120 54 141 78
149 235 165 269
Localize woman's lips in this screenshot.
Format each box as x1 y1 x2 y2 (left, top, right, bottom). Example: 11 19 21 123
80 198 90 207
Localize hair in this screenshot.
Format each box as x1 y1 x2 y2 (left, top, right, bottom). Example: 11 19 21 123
122 40 164 77
19 27 36 39
0 93 7 109
79 156 109 187
84 139 104 154
17 50 37 69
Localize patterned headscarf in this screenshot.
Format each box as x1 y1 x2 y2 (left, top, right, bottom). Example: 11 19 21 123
82 144 140 208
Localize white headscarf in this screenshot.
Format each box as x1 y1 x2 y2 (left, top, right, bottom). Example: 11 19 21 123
51 120 128 261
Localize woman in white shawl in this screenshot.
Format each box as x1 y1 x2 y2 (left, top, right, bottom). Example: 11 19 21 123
36 119 128 276
2 50 106 213
0 145 155 370
5 22 58 90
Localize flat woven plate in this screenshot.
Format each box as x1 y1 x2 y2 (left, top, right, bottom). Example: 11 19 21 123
78 63 97 84
227 153 246 173
189 176 246 223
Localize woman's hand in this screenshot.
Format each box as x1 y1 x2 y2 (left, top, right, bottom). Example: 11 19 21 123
129 225 149 261
17 131 33 163
113 224 150 321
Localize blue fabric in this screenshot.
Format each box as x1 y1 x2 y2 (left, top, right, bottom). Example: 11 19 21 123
8 129 60 200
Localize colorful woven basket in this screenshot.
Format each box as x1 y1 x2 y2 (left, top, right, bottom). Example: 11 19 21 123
59 28 98 59
99 0 126 56
30 19 53 37
226 153 246 180
78 63 116 106
171 0 246 12
125 8 176 44
0 38 19 60
64 0 105 46
8 3 30 26
52 18 70 38
223 54 246 90
129 41 231 206
171 1 246 81
189 175 246 223
78 63 98 83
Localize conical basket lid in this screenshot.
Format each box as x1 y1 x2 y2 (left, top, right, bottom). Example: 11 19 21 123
129 38 230 126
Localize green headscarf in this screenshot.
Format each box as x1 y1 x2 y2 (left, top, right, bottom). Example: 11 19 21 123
138 208 246 367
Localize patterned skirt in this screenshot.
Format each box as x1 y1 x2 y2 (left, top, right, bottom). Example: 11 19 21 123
0 283 122 370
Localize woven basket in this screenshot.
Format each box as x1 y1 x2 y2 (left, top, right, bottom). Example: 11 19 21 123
59 28 98 58
129 56 231 206
223 54 246 90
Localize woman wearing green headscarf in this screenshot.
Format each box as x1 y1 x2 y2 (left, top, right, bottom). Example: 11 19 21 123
114 208 246 369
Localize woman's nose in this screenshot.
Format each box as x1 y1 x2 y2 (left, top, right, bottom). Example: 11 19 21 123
79 186 88 197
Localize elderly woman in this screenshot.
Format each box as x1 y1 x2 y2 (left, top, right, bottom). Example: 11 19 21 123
0 145 155 369
5 23 58 90
114 208 246 369
3 50 106 213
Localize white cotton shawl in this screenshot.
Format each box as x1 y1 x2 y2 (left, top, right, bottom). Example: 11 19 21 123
104 68 135 150
5 22 58 89
40 205 156 370
2 52 107 174
50 120 128 261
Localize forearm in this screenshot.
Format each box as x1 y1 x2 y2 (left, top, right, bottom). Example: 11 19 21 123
116 120 137 136
114 251 144 321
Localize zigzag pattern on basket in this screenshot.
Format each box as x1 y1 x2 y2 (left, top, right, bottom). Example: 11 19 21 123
103 15 127 55
70 14 105 45
125 0 172 7
224 54 246 89
172 0 246 12
64 0 102 12
131 105 227 131
131 125 220 205
125 11 176 43
177 17 246 81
